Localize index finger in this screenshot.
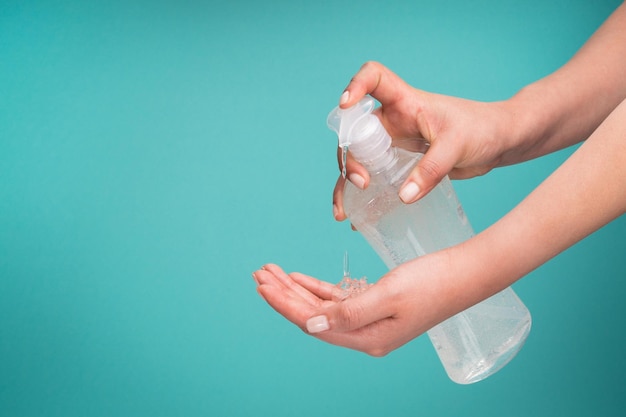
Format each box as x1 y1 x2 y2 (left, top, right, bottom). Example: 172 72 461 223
340 61 411 109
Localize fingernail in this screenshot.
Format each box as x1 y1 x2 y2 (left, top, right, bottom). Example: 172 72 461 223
340 90 350 105
306 315 329 333
399 181 420 203
348 173 366 190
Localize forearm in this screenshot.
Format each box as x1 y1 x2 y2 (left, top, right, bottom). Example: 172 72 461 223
453 98 626 308
500 2 626 165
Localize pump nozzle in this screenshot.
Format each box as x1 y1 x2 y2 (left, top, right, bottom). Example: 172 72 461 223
327 96 393 170
326 96 376 149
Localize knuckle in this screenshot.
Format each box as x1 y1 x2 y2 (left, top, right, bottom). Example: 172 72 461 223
336 302 365 330
418 157 444 181
353 61 384 84
360 60 381 71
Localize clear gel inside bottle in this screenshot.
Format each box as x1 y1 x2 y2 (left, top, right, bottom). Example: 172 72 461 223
328 97 532 384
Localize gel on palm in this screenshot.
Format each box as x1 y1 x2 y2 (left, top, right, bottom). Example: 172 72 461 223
328 97 531 384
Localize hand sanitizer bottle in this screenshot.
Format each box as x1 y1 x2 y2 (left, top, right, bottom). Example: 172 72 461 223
327 97 531 384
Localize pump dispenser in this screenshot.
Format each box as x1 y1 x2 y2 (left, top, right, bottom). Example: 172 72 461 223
328 97 531 384
327 97 395 172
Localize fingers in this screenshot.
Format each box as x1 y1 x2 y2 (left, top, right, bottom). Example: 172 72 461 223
256 284 317 330
289 271 337 301
254 265 330 332
253 265 414 356
339 61 453 205
306 280 396 335
333 148 370 222
336 146 370 190
253 264 395 335
258 278 399 355
398 140 464 204
254 264 323 307
333 61 412 209
339 61 410 109
332 175 347 221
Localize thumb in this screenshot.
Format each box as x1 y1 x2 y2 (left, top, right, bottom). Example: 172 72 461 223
306 286 393 334
398 141 461 204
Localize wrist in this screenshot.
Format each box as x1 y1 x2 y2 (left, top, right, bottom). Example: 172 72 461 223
496 86 553 166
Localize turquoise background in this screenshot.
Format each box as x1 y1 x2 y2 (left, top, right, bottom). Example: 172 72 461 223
1 0 625 416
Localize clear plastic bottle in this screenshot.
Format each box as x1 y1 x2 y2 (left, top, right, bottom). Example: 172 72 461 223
327 97 531 384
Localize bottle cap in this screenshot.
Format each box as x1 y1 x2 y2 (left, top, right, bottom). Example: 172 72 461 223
327 97 392 165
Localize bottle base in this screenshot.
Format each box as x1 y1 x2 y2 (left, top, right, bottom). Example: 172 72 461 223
445 317 532 384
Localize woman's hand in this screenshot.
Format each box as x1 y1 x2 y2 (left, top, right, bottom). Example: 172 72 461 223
252 249 482 356
333 62 519 221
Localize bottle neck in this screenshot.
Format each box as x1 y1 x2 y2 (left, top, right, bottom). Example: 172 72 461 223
360 146 398 175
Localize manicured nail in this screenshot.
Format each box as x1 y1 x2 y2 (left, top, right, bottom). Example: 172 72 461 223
349 173 366 190
306 315 329 333
340 90 350 105
399 181 420 203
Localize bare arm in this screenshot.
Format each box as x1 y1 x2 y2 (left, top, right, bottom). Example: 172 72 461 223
501 1 626 165
462 97 626 298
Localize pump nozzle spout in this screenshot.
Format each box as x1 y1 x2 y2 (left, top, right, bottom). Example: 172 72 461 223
327 96 393 171
326 96 376 149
